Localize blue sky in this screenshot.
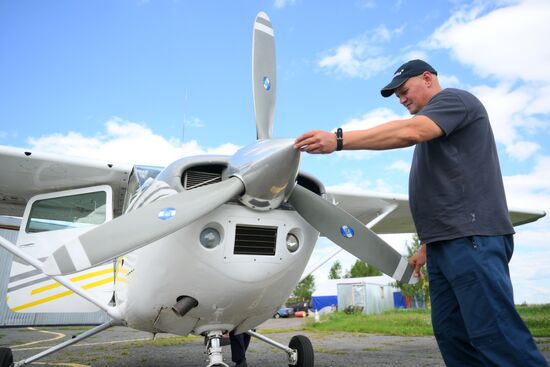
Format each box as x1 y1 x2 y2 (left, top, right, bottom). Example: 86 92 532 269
1 0 549 304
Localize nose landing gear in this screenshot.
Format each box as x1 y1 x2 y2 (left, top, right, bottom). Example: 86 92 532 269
205 331 229 367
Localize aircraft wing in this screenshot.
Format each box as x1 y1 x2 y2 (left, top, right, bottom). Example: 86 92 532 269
0 145 133 218
326 189 546 235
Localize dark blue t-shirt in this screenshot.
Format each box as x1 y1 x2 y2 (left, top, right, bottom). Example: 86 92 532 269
410 88 514 244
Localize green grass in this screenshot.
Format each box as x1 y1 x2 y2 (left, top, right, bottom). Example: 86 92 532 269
517 304 550 337
258 327 303 334
125 335 200 347
304 309 433 336
303 304 550 337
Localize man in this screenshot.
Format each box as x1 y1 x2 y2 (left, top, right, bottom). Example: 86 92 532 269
294 59 547 366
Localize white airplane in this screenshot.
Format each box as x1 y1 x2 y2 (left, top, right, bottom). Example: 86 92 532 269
0 11 545 367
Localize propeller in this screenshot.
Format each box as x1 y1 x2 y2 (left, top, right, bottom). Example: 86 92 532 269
42 178 244 275
43 11 417 285
42 12 278 276
289 185 418 284
252 11 276 140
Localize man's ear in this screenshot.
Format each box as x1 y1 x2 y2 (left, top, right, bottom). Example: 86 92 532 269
422 71 433 86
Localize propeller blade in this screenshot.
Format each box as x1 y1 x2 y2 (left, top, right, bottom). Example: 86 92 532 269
252 11 276 140
42 177 245 275
288 184 418 284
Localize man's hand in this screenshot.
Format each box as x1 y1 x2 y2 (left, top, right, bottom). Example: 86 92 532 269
294 130 337 154
408 244 427 280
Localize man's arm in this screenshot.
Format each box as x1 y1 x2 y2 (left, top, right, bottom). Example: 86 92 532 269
294 115 443 154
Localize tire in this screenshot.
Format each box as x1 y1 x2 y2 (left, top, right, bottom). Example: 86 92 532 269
288 335 313 367
274 313 280 319
0 347 13 367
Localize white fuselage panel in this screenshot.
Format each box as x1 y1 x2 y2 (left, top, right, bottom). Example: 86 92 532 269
115 203 318 335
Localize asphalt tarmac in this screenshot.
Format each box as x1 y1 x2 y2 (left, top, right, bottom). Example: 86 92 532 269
1 317 549 366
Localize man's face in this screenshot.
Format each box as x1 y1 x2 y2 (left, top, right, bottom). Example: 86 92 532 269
394 73 431 114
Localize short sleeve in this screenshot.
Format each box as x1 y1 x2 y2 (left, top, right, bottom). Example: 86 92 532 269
418 90 468 136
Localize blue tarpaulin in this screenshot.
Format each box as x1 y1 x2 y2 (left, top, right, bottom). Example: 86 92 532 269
312 295 337 311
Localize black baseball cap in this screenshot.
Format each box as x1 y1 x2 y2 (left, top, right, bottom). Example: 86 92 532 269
380 59 437 97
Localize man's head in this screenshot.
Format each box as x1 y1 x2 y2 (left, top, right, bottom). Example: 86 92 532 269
380 59 441 114
381 59 437 97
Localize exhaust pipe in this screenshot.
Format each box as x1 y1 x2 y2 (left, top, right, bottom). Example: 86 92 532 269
172 296 198 317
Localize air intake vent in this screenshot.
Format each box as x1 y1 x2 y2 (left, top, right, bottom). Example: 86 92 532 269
234 225 277 256
182 164 224 190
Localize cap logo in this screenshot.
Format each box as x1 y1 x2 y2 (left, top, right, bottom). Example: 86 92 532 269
394 69 404 77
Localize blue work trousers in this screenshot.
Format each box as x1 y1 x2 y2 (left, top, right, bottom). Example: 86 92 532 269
427 235 548 367
229 330 251 364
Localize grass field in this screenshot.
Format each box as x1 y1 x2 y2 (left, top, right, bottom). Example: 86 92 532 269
304 304 550 337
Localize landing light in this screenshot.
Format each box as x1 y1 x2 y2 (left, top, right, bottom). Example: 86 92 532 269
286 233 299 253
200 227 221 249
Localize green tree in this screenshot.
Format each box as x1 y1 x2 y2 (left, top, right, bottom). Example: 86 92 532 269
344 259 382 278
392 234 430 308
291 274 315 305
328 260 342 279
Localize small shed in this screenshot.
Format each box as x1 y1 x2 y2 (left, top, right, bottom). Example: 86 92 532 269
337 280 396 315
312 275 398 315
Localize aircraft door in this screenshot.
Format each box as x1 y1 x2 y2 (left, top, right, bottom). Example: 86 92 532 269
7 185 115 313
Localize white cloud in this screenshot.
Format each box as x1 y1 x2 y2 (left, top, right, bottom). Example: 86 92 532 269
510 250 550 304
428 0 550 83
328 176 394 194
330 107 412 161
504 155 550 212
341 107 407 131
274 0 296 9
184 116 204 128
503 154 550 303
470 81 547 161
317 26 404 79
437 73 462 88
505 141 540 161
26 117 240 167
387 159 410 173
359 0 376 9
425 0 550 161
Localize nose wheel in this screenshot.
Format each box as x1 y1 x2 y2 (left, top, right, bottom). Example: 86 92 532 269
288 335 314 367
246 330 314 367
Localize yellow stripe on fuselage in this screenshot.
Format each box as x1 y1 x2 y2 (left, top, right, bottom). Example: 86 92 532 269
11 276 114 312
31 268 113 295
115 275 128 283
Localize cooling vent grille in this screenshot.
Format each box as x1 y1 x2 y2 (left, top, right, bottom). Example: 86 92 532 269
234 225 277 256
183 170 222 190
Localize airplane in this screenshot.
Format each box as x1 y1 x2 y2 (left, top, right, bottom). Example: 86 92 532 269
0 11 546 367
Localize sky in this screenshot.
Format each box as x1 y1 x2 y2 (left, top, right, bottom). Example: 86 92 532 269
1 0 549 304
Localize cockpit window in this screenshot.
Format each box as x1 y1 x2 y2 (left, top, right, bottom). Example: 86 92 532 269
26 191 107 233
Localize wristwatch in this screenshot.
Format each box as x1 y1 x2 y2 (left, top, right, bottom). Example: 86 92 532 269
335 128 343 151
